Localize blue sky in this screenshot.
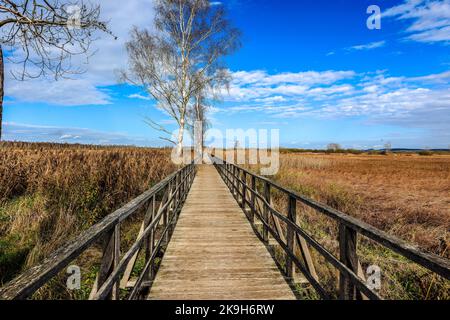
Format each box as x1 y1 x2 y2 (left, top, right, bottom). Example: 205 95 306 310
3 0 450 149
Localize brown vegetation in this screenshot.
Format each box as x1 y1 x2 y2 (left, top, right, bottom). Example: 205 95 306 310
0 142 175 285
258 152 449 299
275 153 449 256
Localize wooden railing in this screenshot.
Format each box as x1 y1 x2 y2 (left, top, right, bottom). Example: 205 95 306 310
0 163 196 300
212 157 450 300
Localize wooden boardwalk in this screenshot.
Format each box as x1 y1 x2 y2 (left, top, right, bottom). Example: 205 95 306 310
1 162 448 301
148 165 296 300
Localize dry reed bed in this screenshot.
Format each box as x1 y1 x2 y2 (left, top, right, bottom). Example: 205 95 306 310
0 142 175 285
266 153 449 299
276 153 449 256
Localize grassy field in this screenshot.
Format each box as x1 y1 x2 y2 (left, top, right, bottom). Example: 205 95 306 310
249 152 449 299
276 152 449 256
1 143 448 299
0 142 175 289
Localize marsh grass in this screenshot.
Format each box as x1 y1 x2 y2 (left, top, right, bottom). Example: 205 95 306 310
0 142 175 287
246 152 449 300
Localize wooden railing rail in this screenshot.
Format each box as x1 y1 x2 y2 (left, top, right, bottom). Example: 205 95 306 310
211 156 450 300
0 163 196 300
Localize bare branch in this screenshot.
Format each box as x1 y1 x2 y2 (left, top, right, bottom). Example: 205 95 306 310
121 0 240 152
0 0 114 80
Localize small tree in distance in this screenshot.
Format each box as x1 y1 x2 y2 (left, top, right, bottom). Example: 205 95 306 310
327 143 341 152
384 142 392 154
0 0 113 140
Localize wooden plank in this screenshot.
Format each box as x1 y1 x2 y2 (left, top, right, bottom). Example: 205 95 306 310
148 165 296 301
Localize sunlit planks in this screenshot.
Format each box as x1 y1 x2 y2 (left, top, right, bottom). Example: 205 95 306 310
148 165 296 300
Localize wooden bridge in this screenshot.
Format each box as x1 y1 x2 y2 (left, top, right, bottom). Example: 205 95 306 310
149 165 295 300
1 158 449 300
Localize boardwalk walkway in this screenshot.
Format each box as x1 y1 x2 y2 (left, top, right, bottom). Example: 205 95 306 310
148 165 296 300
1 161 448 300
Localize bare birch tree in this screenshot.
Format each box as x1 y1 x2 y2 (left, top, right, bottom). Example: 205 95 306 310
0 0 113 140
121 0 240 157
186 69 230 149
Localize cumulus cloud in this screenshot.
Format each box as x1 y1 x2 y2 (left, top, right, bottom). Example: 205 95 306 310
221 67 450 139
224 70 356 102
347 41 386 51
384 0 450 43
128 93 152 101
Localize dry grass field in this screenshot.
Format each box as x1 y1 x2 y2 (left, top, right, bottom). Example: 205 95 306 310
0 142 176 287
1 144 448 299
258 152 449 299
276 153 449 256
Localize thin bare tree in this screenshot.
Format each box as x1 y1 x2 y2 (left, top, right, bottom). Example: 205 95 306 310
0 0 113 140
121 0 240 157
327 143 341 152
186 69 230 149
384 142 392 153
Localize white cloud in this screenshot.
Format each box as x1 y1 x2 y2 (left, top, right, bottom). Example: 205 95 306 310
221 67 450 139
3 122 164 146
6 78 111 106
224 69 356 102
384 0 450 43
347 41 386 51
60 134 81 140
128 93 152 101
254 96 287 103
4 0 156 106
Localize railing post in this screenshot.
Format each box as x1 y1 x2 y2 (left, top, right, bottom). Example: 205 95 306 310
242 171 247 210
250 176 256 223
263 181 270 243
229 164 232 189
90 227 116 300
176 172 180 209
286 195 296 278
186 166 189 188
228 164 231 190
112 223 120 300
233 166 237 196
145 195 156 281
164 182 171 244
180 168 184 202
237 168 242 204
339 224 359 300
185 166 188 198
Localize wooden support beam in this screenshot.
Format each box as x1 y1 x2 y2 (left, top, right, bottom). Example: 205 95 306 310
263 182 270 243
339 224 359 300
112 224 120 300
295 234 319 282
89 230 115 300
250 175 256 223
286 196 296 278
242 171 247 210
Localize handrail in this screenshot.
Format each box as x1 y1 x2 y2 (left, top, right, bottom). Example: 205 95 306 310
0 163 196 300
211 156 450 300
